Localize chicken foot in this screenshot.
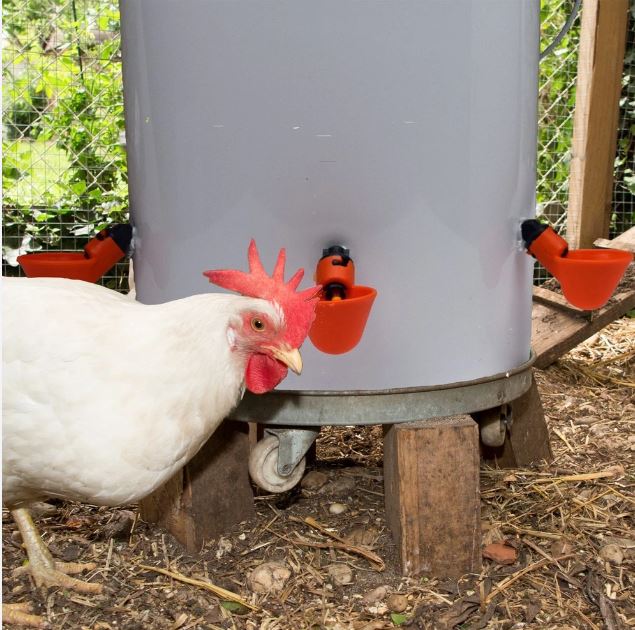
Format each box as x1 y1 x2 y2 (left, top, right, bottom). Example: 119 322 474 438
2 602 48 628
10 507 103 594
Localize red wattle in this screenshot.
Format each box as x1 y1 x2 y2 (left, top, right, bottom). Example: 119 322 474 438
245 354 288 394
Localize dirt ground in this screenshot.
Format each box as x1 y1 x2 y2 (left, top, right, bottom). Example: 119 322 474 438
2 317 634 630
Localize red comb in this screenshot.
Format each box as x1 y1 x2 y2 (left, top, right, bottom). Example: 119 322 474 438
203 240 320 347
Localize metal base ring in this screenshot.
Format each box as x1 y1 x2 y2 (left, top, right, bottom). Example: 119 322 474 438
232 351 535 426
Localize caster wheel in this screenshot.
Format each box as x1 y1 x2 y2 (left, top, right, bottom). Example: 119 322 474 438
249 435 306 493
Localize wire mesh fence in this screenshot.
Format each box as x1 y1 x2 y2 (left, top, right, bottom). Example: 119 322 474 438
613 3 635 240
537 0 582 222
2 0 634 290
2 0 128 289
535 0 581 282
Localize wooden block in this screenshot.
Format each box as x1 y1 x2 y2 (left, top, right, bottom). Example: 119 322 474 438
140 420 255 553
383 416 480 579
480 374 552 468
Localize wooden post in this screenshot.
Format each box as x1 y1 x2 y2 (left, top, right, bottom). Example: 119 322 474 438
480 374 552 468
248 422 264 451
140 420 255 553
567 0 629 248
383 416 481 578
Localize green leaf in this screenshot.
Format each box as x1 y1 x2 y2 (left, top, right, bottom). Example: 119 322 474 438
391 613 408 626
220 600 250 615
70 181 87 195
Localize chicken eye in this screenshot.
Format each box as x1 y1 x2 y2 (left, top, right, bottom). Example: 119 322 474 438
251 318 266 332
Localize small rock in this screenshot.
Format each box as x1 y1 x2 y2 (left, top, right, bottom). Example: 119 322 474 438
329 503 348 515
599 544 624 566
247 561 291 593
550 538 574 557
482 542 518 565
603 536 635 549
386 593 408 613
362 585 388 604
215 536 232 560
61 544 82 562
301 470 329 491
322 476 356 496
327 563 354 585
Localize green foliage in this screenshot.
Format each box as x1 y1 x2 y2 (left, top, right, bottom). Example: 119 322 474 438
41 35 128 218
4 84 48 140
3 0 62 35
391 613 409 626
536 0 581 211
2 0 128 266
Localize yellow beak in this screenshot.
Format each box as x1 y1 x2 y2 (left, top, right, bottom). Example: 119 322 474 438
270 346 303 375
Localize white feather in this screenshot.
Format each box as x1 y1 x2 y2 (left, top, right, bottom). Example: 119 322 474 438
2 276 276 507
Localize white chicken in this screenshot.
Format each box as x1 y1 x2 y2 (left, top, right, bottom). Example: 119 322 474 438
2 241 318 625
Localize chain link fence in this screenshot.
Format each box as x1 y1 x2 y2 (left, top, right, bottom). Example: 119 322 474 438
537 0 581 243
2 0 634 289
536 0 635 282
2 0 128 288
613 3 635 239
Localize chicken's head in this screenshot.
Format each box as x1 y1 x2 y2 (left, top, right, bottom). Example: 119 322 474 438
204 240 320 393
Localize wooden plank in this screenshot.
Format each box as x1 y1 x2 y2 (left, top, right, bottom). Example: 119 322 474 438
480 374 552 468
531 289 635 369
594 226 635 253
566 0 629 249
533 286 585 315
140 420 255 552
383 416 480 578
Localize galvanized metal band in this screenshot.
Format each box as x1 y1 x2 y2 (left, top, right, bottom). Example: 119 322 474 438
232 352 535 426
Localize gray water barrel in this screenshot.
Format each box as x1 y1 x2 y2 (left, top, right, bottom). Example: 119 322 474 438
120 0 539 392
